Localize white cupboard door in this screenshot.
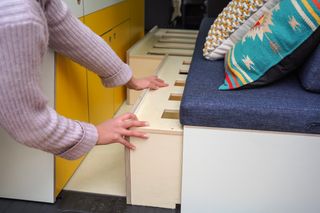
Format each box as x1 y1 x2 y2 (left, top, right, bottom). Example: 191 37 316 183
84 0 124 15
63 0 84 18
0 51 55 203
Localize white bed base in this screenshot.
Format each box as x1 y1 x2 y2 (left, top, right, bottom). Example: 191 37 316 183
181 126 320 213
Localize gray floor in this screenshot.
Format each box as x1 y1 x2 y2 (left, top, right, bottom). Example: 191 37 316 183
0 191 180 213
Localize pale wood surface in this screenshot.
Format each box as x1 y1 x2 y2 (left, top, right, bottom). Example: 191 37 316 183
126 56 189 209
159 37 197 44
126 56 164 105
154 42 195 50
132 56 190 134
165 29 198 34
147 48 193 57
127 28 198 105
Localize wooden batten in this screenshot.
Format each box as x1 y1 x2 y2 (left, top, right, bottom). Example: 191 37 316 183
153 42 195 50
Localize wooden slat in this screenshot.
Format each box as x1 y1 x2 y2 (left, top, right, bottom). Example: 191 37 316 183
165 29 198 34
162 33 198 39
148 48 193 57
159 38 196 44
154 42 195 50
161 110 180 119
168 93 182 101
174 80 186 87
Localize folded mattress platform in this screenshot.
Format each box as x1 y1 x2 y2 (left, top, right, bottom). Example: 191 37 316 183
126 20 320 212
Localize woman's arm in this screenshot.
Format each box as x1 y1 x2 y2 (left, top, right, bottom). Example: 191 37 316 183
44 0 132 87
0 19 97 160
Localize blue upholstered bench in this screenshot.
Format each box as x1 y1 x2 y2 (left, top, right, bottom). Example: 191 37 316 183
180 18 320 134
180 18 320 213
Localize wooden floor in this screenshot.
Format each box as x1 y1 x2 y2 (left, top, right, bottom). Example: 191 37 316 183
0 191 180 213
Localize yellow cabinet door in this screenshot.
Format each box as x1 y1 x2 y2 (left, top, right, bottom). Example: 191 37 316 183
87 32 115 125
55 56 89 197
110 21 131 112
128 0 145 45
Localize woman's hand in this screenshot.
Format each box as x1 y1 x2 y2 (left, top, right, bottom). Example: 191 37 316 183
126 76 168 91
96 113 148 150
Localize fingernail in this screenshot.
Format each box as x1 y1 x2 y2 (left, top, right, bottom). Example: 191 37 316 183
143 134 149 138
144 122 149 126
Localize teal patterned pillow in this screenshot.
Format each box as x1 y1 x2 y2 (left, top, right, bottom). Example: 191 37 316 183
219 0 320 90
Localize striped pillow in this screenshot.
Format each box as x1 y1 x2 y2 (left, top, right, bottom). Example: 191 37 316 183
219 0 320 90
203 0 280 60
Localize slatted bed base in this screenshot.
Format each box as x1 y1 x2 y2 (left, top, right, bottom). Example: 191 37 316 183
126 27 198 105
126 56 188 209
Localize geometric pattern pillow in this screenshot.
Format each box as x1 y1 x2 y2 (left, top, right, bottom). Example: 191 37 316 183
219 0 320 90
203 0 280 60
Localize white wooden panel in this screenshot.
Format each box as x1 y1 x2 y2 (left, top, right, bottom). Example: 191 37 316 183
0 51 55 203
182 126 320 213
83 0 124 15
63 0 84 18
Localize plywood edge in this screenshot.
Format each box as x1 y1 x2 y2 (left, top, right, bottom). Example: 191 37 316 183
128 54 165 62
125 147 132 204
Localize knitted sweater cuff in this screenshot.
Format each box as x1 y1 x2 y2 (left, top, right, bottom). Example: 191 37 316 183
58 122 98 160
101 63 132 87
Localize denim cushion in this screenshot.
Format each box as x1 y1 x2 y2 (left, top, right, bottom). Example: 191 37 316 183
180 18 320 134
299 45 320 93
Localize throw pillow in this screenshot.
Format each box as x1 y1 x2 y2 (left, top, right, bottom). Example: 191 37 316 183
219 0 320 90
299 44 320 93
203 0 281 60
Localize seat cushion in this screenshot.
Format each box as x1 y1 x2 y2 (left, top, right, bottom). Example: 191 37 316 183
299 44 320 93
180 18 320 134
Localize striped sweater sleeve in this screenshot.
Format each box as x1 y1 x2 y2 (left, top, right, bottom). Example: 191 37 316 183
0 16 97 160
45 0 132 87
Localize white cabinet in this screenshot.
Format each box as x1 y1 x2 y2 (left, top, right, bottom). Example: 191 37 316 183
63 0 84 18
0 50 56 203
84 0 123 15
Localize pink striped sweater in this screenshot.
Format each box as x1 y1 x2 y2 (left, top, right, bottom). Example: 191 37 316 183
0 0 132 160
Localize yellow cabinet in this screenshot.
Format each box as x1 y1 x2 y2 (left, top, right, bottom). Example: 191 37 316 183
55 18 89 198
55 56 89 197
87 31 115 125
110 21 131 112
55 0 145 197
128 0 145 45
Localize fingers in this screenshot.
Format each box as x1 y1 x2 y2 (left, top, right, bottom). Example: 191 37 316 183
122 129 148 139
119 137 136 150
123 119 148 129
119 112 138 121
149 76 169 90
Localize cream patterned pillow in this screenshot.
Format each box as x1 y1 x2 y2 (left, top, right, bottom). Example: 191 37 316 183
203 0 280 60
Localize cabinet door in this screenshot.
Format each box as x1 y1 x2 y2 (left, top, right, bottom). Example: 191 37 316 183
84 0 124 16
110 21 131 112
0 51 55 203
63 0 84 18
55 18 89 197
128 0 145 45
87 32 115 125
